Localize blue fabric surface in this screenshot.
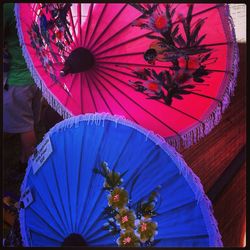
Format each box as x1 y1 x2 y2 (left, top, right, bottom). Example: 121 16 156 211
21 117 217 247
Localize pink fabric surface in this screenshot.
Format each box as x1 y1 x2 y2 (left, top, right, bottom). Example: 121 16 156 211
17 3 238 146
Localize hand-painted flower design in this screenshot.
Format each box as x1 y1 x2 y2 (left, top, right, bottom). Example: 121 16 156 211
28 3 73 84
144 48 158 65
137 220 158 243
173 69 192 84
115 209 136 230
131 18 148 29
141 202 156 219
94 162 160 246
177 13 185 22
143 80 161 95
132 67 148 80
104 172 122 189
144 41 168 64
150 41 166 55
178 56 200 71
128 3 216 105
108 187 128 209
149 11 169 32
117 230 140 247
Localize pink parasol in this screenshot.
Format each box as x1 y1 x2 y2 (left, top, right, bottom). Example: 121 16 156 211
15 3 238 148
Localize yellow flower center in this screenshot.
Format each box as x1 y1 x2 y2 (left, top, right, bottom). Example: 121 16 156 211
155 16 167 30
141 222 148 232
123 237 131 244
121 215 129 223
113 194 120 202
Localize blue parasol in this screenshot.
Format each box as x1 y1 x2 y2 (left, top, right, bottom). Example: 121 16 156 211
19 113 222 247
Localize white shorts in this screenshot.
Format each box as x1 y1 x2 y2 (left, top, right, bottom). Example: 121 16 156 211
3 84 42 133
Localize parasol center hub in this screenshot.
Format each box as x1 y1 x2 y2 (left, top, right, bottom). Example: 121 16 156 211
60 47 95 76
61 233 88 246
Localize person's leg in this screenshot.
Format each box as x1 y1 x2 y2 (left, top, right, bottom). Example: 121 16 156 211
3 85 40 166
32 86 42 127
20 85 42 164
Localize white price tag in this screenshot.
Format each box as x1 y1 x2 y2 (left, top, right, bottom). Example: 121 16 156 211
21 187 34 208
31 136 53 174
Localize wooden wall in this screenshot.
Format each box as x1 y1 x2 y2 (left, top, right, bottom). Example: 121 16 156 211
180 43 246 247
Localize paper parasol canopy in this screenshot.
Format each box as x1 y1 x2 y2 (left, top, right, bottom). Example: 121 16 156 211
15 3 238 149
19 113 222 247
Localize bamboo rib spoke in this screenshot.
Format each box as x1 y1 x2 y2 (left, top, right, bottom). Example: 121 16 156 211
86 4 107 48
69 7 79 47
77 3 82 45
83 4 94 47
90 4 128 52
85 72 98 111
90 70 137 122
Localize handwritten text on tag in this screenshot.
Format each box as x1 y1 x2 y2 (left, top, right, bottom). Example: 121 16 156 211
31 136 53 174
